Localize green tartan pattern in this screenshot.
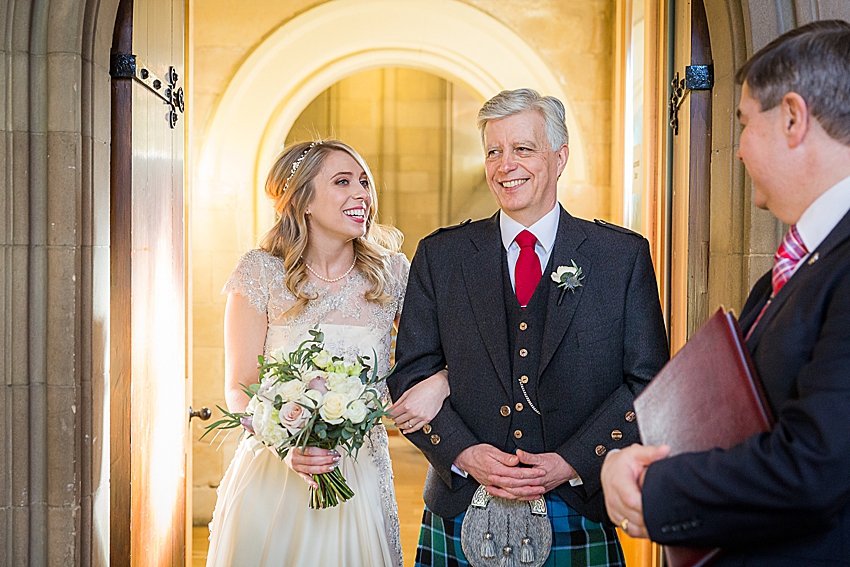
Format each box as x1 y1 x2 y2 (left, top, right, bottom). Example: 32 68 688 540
415 494 625 567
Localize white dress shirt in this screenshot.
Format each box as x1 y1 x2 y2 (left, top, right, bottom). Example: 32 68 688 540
500 204 561 291
790 173 850 278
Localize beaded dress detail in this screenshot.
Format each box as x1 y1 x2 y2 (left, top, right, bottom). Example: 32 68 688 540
205 249 408 567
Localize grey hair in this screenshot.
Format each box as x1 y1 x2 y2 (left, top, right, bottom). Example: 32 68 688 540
736 19 850 145
477 88 569 150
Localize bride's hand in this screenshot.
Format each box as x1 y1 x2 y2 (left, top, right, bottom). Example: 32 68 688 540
283 447 340 488
390 369 449 434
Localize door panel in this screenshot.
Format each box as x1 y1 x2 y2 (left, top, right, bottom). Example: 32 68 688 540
111 0 186 564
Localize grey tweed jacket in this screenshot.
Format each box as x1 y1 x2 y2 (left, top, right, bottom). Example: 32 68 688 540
388 206 669 522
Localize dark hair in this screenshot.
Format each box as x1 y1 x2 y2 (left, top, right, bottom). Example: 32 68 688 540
735 19 850 145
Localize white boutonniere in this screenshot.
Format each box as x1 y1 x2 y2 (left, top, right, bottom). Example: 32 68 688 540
551 260 585 305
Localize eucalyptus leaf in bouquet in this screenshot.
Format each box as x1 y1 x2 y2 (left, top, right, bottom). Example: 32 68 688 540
201 328 392 509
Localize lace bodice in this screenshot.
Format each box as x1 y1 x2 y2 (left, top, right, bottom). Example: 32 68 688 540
223 248 409 379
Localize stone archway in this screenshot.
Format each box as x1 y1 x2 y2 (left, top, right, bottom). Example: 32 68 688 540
196 0 590 234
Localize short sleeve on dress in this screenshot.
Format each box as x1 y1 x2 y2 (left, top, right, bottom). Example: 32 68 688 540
222 249 273 315
388 252 410 318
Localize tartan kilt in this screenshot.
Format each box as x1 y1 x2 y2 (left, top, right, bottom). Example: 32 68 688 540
415 493 625 567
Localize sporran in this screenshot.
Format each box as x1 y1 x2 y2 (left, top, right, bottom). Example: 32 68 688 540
460 485 552 567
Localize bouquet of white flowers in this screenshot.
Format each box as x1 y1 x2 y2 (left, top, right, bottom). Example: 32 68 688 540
202 329 391 508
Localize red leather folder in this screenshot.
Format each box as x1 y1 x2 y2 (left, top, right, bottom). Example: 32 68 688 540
634 308 774 567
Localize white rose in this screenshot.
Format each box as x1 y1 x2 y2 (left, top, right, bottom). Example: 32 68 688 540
263 422 287 447
251 400 268 441
325 372 350 391
257 376 277 399
334 376 365 399
278 379 306 402
267 348 287 363
344 399 369 424
312 350 334 369
246 395 260 414
551 265 577 283
319 392 348 424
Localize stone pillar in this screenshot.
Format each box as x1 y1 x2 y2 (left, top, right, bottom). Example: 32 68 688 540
1 0 118 565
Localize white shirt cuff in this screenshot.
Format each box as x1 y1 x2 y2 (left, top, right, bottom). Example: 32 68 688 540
451 464 468 477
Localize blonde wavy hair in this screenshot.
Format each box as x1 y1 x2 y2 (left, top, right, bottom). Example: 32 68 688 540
259 139 403 318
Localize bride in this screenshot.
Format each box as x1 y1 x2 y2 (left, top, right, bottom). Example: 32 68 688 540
206 139 448 567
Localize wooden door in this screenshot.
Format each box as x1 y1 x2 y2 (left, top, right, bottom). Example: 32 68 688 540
111 0 187 565
669 0 713 352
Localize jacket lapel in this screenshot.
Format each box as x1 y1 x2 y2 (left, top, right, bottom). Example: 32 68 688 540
539 207 590 376
740 276 771 347
462 214 513 393
747 208 850 352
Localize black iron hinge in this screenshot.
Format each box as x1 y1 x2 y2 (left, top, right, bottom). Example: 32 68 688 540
110 54 185 129
669 64 713 135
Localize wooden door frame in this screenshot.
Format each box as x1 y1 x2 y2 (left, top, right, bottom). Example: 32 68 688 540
669 0 713 353
109 0 134 563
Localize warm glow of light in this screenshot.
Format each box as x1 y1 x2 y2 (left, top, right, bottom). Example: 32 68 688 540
150 249 186 530
132 187 186 553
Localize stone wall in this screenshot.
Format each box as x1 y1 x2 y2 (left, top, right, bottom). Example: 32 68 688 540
1 0 118 565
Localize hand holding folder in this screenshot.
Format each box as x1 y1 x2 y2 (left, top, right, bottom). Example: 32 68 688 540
633 308 775 567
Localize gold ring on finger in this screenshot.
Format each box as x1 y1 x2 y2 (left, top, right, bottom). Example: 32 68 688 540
619 518 629 532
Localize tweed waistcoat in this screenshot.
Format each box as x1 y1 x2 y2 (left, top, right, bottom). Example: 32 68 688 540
503 252 549 453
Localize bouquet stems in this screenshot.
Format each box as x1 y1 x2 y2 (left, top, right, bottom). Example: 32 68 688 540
309 467 355 509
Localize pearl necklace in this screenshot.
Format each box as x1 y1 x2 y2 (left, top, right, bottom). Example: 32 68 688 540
303 257 356 283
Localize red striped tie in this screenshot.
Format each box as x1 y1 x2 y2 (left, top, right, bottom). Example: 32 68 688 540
771 224 808 295
746 225 808 339
515 230 541 308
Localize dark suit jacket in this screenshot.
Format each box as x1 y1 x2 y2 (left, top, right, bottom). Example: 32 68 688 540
643 209 850 566
389 207 669 521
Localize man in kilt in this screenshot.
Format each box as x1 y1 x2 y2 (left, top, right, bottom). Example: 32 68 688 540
389 88 669 567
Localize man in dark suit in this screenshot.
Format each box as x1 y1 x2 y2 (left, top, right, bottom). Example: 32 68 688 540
601 20 850 566
389 88 669 567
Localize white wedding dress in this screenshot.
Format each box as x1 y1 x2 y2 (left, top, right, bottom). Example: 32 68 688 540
206 249 409 567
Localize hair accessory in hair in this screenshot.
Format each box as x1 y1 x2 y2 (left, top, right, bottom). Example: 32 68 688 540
283 141 322 192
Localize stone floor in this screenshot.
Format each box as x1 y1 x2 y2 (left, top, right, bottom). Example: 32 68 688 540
192 431 429 566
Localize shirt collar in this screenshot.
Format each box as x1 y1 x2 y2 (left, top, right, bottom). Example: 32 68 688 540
796 173 850 253
500 204 560 253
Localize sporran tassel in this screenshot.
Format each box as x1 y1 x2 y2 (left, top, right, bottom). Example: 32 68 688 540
520 537 534 564
520 517 534 563
499 515 515 567
481 532 496 559
481 510 496 558
500 544 515 567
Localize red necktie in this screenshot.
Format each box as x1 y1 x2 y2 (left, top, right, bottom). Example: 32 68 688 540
515 230 541 308
745 225 808 340
771 224 808 295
